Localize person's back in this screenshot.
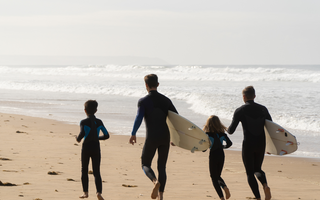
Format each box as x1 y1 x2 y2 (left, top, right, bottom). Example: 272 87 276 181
129 74 177 200
140 90 175 143
227 86 271 200
76 100 109 200
229 100 271 146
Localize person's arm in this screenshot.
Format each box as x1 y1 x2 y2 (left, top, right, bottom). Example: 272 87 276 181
98 122 110 140
203 133 214 152
76 121 85 143
227 108 241 134
265 107 272 121
129 104 145 145
222 134 233 149
169 100 178 114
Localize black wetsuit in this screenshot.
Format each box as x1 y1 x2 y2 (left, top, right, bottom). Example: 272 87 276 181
206 132 232 198
77 115 109 194
131 90 177 192
228 100 272 199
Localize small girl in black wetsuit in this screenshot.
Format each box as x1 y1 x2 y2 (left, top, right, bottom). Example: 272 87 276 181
203 115 232 200
76 100 110 200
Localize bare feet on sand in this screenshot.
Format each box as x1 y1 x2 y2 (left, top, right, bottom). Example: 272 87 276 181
264 185 271 200
223 186 231 199
97 193 104 200
79 192 88 198
151 180 161 199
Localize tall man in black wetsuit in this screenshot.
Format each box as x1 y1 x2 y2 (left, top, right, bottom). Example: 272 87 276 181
129 74 177 200
227 86 272 200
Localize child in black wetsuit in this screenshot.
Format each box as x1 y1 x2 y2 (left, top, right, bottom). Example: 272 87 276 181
203 115 232 200
76 100 110 200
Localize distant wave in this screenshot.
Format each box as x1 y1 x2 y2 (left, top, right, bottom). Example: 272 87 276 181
0 65 319 83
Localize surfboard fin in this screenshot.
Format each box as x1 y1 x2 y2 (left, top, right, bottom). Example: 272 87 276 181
280 150 288 155
199 139 206 145
191 146 198 153
276 128 285 133
286 141 293 146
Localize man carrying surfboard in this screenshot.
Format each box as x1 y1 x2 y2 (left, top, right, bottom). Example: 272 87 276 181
227 86 272 200
129 74 178 200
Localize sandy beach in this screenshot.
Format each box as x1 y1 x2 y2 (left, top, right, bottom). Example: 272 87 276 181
0 112 319 200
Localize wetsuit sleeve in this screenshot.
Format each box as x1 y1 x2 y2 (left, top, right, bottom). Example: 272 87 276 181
169 101 178 114
265 108 272 121
76 121 85 142
227 108 241 134
99 122 110 140
222 133 233 149
131 104 145 136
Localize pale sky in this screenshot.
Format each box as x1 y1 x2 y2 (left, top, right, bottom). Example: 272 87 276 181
1 0 320 65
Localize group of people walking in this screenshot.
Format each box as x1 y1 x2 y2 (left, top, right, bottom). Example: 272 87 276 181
75 74 272 200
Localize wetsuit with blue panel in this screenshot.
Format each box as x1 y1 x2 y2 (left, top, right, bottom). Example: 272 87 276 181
228 100 272 199
206 131 232 198
131 90 177 192
77 115 109 194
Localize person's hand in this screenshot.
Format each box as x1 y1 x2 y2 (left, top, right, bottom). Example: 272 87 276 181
129 135 136 145
74 135 80 143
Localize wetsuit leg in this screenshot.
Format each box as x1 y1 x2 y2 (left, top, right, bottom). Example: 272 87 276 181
242 144 261 199
141 141 158 182
91 150 102 193
209 148 225 198
157 143 170 192
254 145 267 185
81 150 90 192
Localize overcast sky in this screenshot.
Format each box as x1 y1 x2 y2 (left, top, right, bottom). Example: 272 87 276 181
0 0 319 65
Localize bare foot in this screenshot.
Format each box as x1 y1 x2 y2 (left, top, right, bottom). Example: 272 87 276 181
264 185 271 200
97 193 104 200
151 181 161 199
79 192 88 198
223 186 231 199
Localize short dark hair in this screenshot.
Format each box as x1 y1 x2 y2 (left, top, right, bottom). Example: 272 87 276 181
84 100 98 115
144 74 158 88
242 86 255 99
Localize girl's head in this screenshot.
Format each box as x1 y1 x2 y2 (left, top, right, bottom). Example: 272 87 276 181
203 115 227 133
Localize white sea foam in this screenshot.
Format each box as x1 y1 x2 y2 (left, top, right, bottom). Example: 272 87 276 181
0 65 319 157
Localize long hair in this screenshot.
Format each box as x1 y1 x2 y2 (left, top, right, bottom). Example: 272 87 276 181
203 115 227 133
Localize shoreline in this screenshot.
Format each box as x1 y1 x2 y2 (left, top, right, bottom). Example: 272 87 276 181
0 112 320 199
0 108 317 160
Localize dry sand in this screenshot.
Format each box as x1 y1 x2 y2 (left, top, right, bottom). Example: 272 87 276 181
0 113 319 200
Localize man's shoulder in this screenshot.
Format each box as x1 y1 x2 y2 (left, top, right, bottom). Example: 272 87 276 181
138 94 150 104
253 101 268 110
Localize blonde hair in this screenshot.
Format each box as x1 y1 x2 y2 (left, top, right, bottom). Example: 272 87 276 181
203 115 227 133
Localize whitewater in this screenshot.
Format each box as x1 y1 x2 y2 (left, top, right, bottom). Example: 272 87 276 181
0 65 319 158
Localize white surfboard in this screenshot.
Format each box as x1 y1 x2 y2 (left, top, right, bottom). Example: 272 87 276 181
264 119 298 155
166 111 210 153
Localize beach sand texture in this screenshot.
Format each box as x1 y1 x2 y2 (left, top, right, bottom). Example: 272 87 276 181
0 113 319 200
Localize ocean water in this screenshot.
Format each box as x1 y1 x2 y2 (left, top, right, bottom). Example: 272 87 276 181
0 65 319 158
